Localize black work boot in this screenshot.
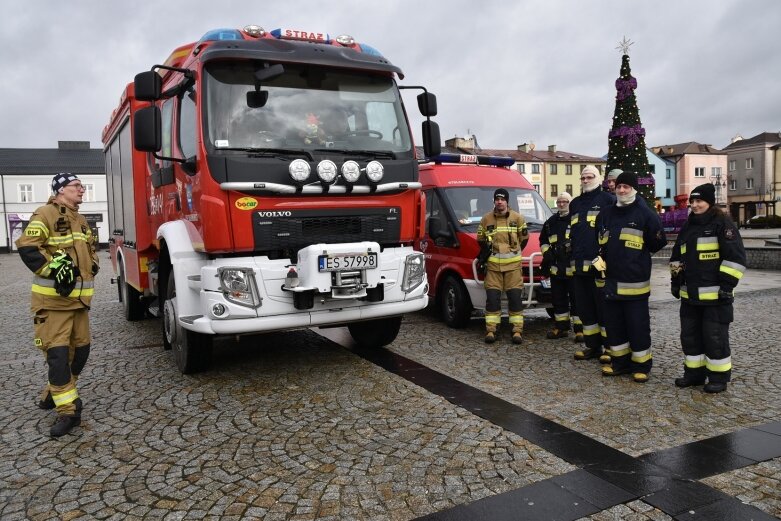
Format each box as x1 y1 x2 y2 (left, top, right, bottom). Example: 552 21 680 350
674 374 706 388
546 328 568 339
704 381 728 393
38 393 55 410
50 415 81 437
512 332 523 345
484 332 496 344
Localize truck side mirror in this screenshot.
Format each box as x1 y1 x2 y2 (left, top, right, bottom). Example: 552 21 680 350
422 120 441 158
417 92 438 117
134 106 162 152
134 71 162 102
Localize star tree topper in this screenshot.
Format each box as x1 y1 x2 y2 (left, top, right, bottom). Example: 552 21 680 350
616 36 634 55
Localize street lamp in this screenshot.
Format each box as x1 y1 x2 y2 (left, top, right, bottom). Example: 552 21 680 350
712 171 727 205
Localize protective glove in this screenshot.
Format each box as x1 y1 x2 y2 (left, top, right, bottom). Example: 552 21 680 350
48 251 79 297
669 262 683 278
671 285 680 299
592 256 607 278
91 262 100 276
718 289 733 301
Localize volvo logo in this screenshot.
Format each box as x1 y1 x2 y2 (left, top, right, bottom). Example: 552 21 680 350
257 211 293 217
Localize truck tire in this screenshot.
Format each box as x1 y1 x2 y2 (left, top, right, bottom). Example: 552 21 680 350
440 276 473 328
163 270 212 374
348 316 402 348
119 263 146 321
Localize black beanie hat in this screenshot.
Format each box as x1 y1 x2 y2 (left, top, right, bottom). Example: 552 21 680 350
689 183 716 207
615 171 639 191
493 188 509 200
51 172 80 194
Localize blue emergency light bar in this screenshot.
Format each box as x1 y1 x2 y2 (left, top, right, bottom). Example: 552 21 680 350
431 153 516 168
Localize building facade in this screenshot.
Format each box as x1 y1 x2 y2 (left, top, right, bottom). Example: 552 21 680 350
721 132 781 223
652 142 728 211
0 141 106 253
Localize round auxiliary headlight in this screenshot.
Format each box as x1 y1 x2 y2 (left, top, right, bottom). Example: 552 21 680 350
366 160 384 182
243 25 266 37
212 303 226 317
289 159 311 182
317 160 338 183
341 160 361 183
335 34 355 45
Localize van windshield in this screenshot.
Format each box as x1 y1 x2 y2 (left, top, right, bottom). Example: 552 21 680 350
440 186 552 231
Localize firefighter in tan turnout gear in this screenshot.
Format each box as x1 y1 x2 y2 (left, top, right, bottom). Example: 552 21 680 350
16 173 99 437
477 188 529 344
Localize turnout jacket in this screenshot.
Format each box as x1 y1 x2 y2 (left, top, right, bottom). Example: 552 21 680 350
568 187 615 275
539 212 572 278
15 197 99 312
670 209 746 305
477 209 529 272
596 198 667 300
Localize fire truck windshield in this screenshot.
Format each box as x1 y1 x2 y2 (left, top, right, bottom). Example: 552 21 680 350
204 62 413 157
440 186 552 231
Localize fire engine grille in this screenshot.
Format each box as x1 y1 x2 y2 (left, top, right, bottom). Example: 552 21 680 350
252 207 401 252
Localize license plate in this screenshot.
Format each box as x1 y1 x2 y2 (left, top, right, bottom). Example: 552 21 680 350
318 252 377 272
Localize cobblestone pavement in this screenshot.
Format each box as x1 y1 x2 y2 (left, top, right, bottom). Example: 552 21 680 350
1 251 779 520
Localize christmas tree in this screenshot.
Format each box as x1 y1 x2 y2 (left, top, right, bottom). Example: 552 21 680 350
606 38 656 209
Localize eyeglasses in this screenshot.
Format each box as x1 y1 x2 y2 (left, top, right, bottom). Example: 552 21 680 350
580 176 595 181
66 183 86 191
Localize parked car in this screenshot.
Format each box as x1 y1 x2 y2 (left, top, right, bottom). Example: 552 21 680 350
743 215 781 229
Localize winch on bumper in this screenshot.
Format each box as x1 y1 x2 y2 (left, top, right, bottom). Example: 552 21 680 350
184 242 428 335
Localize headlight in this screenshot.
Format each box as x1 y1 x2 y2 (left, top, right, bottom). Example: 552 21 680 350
365 160 384 182
289 159 311 182
401 252 425 293
317 160 338 183
218 267 262 308
341 160 361 183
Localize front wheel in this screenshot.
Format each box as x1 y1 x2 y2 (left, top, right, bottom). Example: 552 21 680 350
163 270 212 374
348 316 402 348
439 276 473 328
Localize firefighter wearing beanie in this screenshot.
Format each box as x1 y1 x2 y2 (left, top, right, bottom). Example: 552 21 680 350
596 172 667 382
539 192 583 340
477 188 529 344
15 172 99 437
669 183 746 393
569 165 616 362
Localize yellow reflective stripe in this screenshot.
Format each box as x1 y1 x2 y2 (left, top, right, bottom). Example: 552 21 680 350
565 267 575 276
32 285 95 298
598 235 608 245
632 349 652 363
571 215 579 225
607 342 631 357
33 276 94 289
583 324 600 335
601 326 607 338
595 279 605 288
549 236 559 243
696 239 719 251
571 316 582 326
617 280 651 296
681 244 687 255
685 355 706 368
706 356 732 372
720 261 745 279
550 266 559 275
26 221 50 237
488 255 522 264
698 285 720 300
619 229 643 243
52 388 79 407
541 244 551 253
485 314 501 324
508 315 524 324
554 313 570 321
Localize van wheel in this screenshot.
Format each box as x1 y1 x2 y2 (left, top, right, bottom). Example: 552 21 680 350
163 270 212 374
119 263 146 321
348 316 402 348
440 276 473 328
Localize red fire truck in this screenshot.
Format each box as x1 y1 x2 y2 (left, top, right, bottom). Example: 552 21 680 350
416 154 553 328
102 26 440 373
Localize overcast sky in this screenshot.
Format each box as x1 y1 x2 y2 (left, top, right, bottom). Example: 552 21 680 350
2 0 779 157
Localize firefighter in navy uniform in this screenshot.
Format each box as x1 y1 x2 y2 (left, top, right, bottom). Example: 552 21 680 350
539 192 583 340
568 165 615 361
670 183 746 393
596 172 667 382
16 173 99 437
477 188 529 344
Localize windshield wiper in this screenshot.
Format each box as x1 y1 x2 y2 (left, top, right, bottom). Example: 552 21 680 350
217 147 314 160
313 148 397 159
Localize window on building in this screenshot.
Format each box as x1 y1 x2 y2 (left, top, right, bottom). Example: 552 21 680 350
531 164 540 174
533 184 540 192
746 158 754 169
18 184 33 203
579 164 587 173
666 168 671 179
694 167 705 178
746 178 754 189
517 164 525 174
565 184 573 194
711 167 722 179
729 179 737 191
550 184 558 197
728 160 736 171
82 183 95 202
549 164 557 174
565 164 572 175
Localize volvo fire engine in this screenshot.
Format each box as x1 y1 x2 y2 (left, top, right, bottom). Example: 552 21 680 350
102 26 441 373
416 154 553 328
